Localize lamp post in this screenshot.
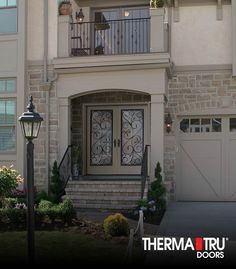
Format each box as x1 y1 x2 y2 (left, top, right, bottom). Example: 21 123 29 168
18 96 43 264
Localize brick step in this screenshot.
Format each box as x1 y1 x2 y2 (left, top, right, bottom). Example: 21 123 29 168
65 191 142 197
67 180 142 186
65 187 142 192
64 180 148 210
69 198 138 205
72 202 137 210
64 194 140 201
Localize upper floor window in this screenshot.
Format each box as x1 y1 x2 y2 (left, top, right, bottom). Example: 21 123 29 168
0 0 17 34
0 79 16 93
0 99 16 152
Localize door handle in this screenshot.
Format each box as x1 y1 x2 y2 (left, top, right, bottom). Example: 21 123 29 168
113 139 117 148
118 139 121 148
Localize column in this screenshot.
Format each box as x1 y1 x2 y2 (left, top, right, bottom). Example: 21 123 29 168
58 98 71 160
150 8 166 52
58 15 72 57
150 94 165 181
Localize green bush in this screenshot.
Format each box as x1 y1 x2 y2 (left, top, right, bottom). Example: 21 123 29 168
148 162 166 213
35 190 49 205
49 161 64 204
0 199 76 229
38 200 54 210
103 213 129 237
0 208 26 224
0 198 18 209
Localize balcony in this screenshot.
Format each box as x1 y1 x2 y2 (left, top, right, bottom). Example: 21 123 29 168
71 17 151 57
58 8 169 57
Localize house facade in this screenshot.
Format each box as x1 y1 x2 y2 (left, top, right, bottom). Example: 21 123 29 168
0 0 236 209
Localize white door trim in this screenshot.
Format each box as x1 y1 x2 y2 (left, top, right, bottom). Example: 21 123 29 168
83 103 150 175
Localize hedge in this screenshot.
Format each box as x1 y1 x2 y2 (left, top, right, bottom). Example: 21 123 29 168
0 199 76 230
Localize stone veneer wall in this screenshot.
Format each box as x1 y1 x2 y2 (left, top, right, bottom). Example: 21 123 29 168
28 64 59 191
165 69 236 200
71 91 151 171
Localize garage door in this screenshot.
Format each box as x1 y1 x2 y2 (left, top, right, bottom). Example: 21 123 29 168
178 117 236 201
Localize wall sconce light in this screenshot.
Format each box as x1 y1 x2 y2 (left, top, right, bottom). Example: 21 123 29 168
76 8 84 23
165 112 173 133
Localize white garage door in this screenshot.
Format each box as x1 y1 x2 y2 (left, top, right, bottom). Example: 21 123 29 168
178 117 236 201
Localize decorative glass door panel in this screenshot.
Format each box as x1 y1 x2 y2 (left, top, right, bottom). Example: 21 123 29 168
87 106 148 175
90 110 113 166
121 109 144 165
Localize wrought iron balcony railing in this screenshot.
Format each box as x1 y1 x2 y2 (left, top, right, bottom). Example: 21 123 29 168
71 17 150 57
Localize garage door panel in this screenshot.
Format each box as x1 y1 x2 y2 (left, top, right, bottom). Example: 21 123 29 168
179 140 222 201
228 139 236 200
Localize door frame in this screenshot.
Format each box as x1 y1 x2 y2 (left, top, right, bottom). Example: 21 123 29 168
82 102 150 175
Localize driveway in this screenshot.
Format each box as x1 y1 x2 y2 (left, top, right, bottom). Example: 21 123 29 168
158 202 236 239
145 202 236 266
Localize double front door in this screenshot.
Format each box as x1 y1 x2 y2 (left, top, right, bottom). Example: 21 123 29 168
87 105 148 175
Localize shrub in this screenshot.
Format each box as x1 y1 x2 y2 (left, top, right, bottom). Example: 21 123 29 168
0 199 76 229
38 200 53 210
1 198 19 209
148 162 166 214
49 161 64 204
0 166 23 201
103 213 129 237
35 190 49 205
0 208 26 225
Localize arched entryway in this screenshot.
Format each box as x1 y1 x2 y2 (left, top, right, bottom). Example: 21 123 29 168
71 90 151 176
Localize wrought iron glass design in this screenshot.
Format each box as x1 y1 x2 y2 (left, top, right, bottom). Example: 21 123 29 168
121 109 144 165
90 110 113 166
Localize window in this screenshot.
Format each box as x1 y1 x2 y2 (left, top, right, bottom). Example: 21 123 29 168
0 99 16 151
230 118 236 132
180 118 222 133
0 0 17 34
0 79 16 93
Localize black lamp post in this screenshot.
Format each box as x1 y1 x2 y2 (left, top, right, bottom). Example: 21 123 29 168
18 96 43 264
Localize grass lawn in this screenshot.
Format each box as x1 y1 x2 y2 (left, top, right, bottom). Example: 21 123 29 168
0 231 144 265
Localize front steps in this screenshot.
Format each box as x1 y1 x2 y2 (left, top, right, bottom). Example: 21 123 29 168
64 179 147 210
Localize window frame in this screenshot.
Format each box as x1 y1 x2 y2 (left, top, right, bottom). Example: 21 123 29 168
0 78 16 94
0 0 17 34
180 117 222 134
0 77 16 153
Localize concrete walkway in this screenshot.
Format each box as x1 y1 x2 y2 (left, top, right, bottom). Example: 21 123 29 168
146 202 236 266
158 202 236 239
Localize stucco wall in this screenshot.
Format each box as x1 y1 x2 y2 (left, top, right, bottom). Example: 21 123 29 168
27 0 44 61
171 4 232 66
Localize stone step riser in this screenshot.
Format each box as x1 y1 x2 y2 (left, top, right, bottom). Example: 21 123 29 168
64 195 141 201
65 180 148 210
73 203 137 210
